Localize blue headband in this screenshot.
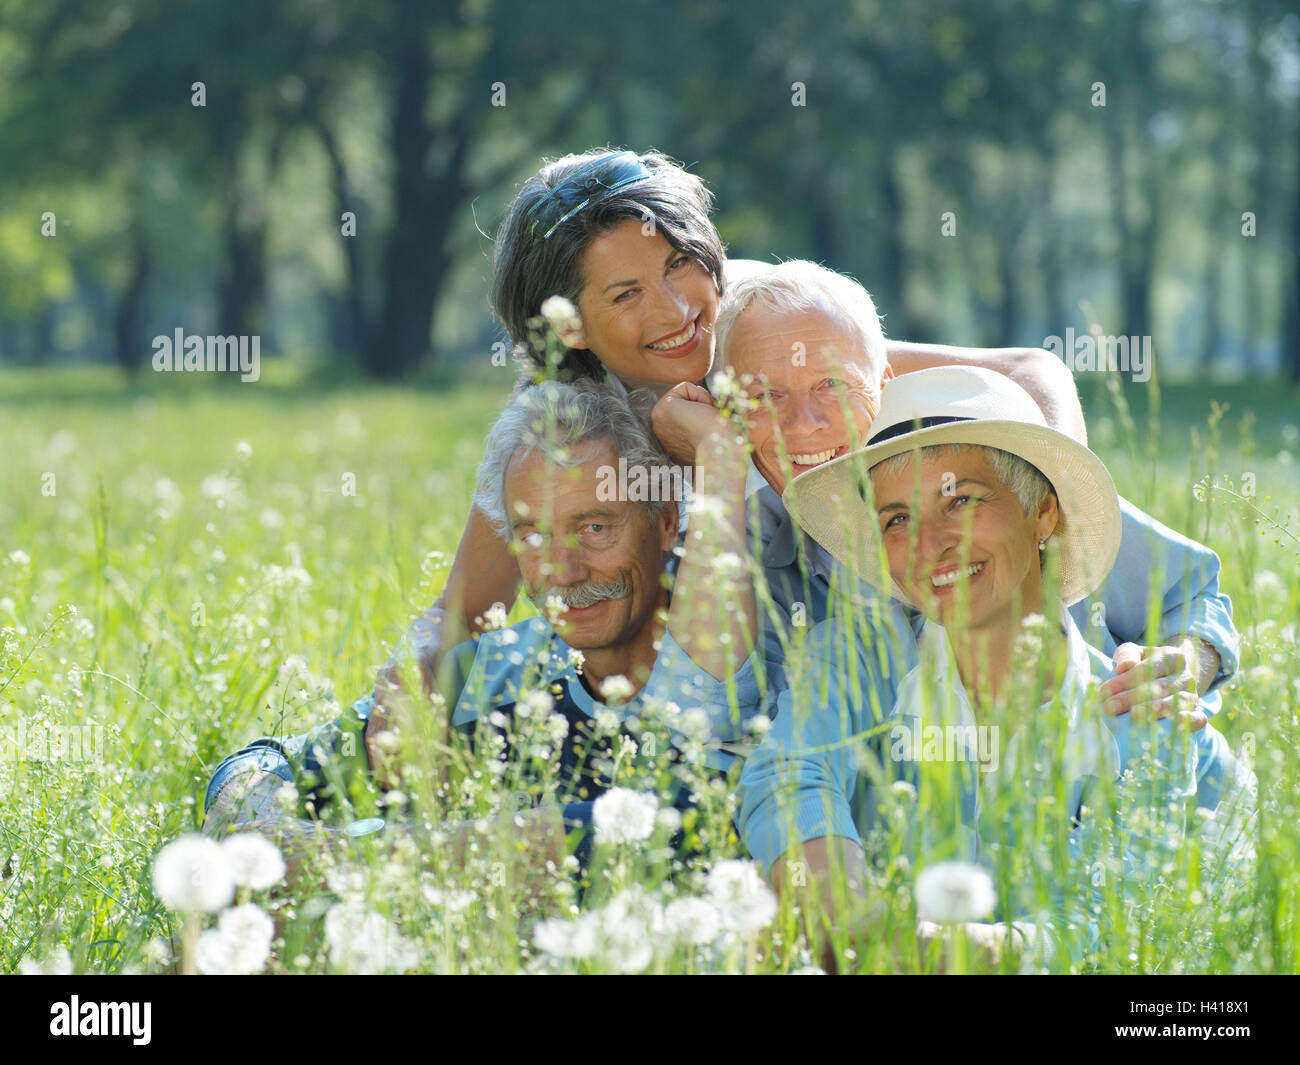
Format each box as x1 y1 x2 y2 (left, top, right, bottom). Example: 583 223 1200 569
526 151 653 241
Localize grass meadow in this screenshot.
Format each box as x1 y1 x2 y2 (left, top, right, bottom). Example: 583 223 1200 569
1 362 1297 975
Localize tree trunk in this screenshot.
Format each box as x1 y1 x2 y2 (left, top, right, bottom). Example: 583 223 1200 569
878 160 909 339
216 173 268 345
113 219 152 374
1287 103 1300 385
316 117 368 361
369 38 439 380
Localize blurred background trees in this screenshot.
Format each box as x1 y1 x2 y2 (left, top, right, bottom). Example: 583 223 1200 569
1 0 1297 382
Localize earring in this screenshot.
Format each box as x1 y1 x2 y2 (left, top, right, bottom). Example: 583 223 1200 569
1038 539 1047 552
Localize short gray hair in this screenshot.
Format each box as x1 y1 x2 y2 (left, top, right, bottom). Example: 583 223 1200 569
711 259 889 386
474 377 675 535
872 443 1056 517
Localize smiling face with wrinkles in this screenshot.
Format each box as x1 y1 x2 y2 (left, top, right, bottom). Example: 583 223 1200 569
726 303 892 495
870 447 1058 631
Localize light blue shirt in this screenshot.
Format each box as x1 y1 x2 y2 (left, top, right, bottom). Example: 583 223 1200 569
736 608 1219 963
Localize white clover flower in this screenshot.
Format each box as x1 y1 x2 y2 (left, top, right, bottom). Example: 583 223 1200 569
18 946 73 975
325 901 418 974
593 787 658 844
664 897 721 946
152 835 235 913
540 295 582 336
220 833 286 891
196 903 273 975
705 859 778 935
915 860 996 924
599 675 636 705
483 603 510 631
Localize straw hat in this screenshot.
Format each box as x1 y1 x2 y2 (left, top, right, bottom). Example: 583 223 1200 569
782 365 1122 606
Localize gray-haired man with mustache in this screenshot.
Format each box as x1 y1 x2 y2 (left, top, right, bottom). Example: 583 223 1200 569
203 377 762 858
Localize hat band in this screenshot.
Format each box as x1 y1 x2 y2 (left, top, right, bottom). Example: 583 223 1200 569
866 414 973 446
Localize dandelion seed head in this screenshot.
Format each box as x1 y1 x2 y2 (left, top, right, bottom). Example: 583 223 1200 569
915 860 996 924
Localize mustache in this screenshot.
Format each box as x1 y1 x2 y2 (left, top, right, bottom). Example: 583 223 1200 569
541 571 630 610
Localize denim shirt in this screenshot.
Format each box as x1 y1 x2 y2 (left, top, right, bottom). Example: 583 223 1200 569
204 616 764 820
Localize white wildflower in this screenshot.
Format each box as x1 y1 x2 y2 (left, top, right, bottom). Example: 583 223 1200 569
711 552 744 579
540 295 582 336
593 787 658 844
891 779 918 803
533 914 599 961
201 473 243 508
664 897 721 946
196 903 273 975
235 440 253 460
325 901 418 974
517 689 554 719
18 946 73 975
655 807 682 834
915 860 996 924
220 833 286 891
545 712 570 744
599 674 635 705
422 885 477 913
705 859 777 935
152 835 235 913
593 707 621 734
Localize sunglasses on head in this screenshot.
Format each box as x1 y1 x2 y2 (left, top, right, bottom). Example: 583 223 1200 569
527 151 653 241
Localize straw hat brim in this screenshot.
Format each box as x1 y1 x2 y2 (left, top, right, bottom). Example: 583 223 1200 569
782 419 1122 607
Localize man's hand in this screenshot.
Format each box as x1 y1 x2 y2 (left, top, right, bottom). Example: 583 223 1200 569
1099 639 1217 732
651 381 734 467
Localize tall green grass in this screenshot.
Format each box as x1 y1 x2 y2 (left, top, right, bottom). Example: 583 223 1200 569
0 366 1295 973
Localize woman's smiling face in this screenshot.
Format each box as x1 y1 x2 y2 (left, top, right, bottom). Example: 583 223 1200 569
870 446 1058 630
566 220 721 387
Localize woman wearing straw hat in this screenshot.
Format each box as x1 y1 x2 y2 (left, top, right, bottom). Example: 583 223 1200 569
738 365 1254 969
